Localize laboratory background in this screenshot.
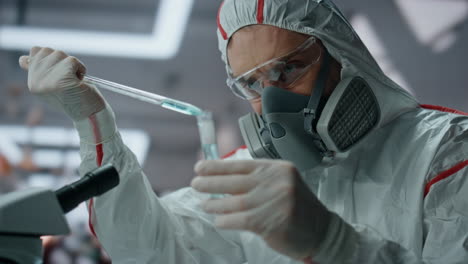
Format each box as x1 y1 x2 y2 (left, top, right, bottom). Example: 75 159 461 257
0 0 467 263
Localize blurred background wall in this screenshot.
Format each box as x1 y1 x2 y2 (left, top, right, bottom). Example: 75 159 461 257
0 0 466 263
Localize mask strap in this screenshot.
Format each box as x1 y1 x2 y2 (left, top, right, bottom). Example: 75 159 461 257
304 49 331 135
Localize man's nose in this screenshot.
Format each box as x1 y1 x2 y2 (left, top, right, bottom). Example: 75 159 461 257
261 79 280 88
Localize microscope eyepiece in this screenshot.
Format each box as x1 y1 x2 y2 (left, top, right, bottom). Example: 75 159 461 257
55 164 119 213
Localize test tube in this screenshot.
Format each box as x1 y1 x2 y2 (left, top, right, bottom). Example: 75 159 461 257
196 112 224 198
197 112 220 160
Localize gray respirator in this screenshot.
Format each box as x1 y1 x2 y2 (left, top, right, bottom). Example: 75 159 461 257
239 51 381 171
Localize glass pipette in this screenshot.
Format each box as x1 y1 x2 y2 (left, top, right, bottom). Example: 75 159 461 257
84 75 223 197
83 75 203 116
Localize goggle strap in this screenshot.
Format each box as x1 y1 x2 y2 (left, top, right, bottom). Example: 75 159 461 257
304 49 332 135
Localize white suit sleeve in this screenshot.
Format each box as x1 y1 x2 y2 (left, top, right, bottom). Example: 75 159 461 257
312 136 468 264
74 106 245 264
311 166 468 264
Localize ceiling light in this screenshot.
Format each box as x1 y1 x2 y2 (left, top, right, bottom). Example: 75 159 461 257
0 0 194 59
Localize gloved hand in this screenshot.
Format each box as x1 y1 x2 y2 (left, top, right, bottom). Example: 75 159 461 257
18 46 105 121
191 159 337 260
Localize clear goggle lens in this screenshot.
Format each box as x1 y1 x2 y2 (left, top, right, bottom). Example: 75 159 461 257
227 36 322 100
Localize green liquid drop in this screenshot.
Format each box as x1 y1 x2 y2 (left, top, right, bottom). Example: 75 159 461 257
161 100 203 116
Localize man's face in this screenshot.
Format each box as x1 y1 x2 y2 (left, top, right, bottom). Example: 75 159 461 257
227 25 341 114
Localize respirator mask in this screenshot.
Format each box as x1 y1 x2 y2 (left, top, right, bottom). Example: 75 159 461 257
227 36 380 171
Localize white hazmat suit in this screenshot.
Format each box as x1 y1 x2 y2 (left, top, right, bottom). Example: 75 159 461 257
21 0 468 263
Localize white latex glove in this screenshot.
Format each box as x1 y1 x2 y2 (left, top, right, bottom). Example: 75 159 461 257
191 159 335 260
19 46 105 121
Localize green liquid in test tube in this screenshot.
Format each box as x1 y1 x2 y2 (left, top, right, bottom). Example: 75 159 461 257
196 112 223 198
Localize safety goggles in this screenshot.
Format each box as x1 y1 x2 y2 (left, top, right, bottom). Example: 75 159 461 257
226 36 322 100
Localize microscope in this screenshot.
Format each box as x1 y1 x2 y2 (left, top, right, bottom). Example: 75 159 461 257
0 164 119 264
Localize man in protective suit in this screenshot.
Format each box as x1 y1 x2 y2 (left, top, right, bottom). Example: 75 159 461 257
19 0 468 263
